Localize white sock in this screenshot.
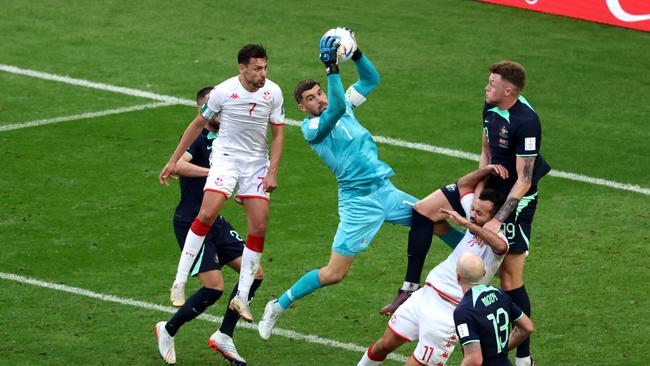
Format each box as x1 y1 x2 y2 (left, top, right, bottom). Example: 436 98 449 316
174 230 205 283
237 247 262 300
515 356 532 366
357 351 383 366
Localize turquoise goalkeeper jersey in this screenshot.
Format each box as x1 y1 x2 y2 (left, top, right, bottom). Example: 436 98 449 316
300 56 394 200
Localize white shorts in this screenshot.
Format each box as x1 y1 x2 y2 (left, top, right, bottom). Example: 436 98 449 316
204 153 270 202
387 286 458 366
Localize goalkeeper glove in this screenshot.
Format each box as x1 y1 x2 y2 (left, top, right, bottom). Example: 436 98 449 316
320 36 340 75
340 27 363 60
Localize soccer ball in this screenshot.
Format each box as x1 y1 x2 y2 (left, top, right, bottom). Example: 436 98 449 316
321 27 357 63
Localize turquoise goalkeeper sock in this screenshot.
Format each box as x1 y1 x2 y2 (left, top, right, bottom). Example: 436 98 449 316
278 269 322 309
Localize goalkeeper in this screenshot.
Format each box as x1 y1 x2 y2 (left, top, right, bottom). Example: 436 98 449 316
257 30 460 339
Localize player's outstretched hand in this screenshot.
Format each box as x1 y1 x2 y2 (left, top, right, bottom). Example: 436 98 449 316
487 164 509 179
159 161 178 186
320 36 340 65
438 208 469 227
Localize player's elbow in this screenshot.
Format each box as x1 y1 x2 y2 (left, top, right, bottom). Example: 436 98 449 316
494 240 508 256
517 316 535 336
369 72 380 89
464 353 483 366
523 320 535 335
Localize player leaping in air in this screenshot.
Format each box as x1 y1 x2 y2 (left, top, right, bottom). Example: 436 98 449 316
257 29 458 340
159 44 284 323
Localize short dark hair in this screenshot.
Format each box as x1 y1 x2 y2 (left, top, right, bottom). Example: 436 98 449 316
196 87 213 104
478 188 505 216
238 44 267 65
294 79 320 103
489 60 526 91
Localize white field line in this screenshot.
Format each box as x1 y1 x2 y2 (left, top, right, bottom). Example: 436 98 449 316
2 63 648 196
0 64 193 106
0 272 408 363
0 102 172 132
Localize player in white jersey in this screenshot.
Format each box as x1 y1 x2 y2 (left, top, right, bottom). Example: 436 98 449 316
159 44 284 322
357 167 509 366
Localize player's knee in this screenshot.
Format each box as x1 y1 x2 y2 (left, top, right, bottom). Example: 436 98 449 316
247 222 267 236
498 269 523 290
319 268 347 285
433 219 451 236
372 340 390 355
200 275 224 291
413 201 425 214
197 209 218 224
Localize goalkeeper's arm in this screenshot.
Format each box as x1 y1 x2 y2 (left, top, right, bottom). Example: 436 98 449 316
348 50 380 107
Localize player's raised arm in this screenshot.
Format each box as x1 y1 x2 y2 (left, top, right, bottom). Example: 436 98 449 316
305 36 346 142
346 30 380 108
457 164 508 196
439 208 508 256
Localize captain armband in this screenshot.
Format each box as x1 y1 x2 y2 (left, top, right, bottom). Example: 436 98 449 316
345 86 367 109
201 102 219 121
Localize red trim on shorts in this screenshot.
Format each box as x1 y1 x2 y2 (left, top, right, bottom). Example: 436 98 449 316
409 352 427 366
235 194 270 206
426 282 460 304
204 189 230 200
460 191 474 200
269 121 285 126
236 194 270 201
190 218 211 236
246 235 265 253
367 343 387 362
387 323 413 342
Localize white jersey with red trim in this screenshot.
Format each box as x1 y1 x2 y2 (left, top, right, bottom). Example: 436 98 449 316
201 76 284 159
425 193 508 303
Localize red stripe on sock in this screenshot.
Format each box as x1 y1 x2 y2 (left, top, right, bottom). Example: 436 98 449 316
367 343 387 362
191 219 211 236
246 235 265 253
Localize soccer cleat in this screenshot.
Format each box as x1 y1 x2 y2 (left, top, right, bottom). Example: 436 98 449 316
154 321 176 365
229 296 253 322
379 289 413 315
208 330 247 366
258 299 283 340
170 281 185 308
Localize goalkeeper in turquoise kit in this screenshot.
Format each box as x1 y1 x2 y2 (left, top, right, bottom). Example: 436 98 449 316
258 30 460 339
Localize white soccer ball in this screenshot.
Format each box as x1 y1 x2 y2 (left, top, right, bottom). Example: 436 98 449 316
321 27 357 63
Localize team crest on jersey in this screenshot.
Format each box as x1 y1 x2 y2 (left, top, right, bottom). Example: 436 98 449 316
498 138 509 148
499 125 509 139
263 91 272 101
214 177 223 186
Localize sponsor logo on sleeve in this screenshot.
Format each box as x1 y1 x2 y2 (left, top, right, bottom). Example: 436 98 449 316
457 323 469 338
525 137 536 151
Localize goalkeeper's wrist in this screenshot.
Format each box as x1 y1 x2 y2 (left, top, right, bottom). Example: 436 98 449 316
325 64 339 75
351 49 363 61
